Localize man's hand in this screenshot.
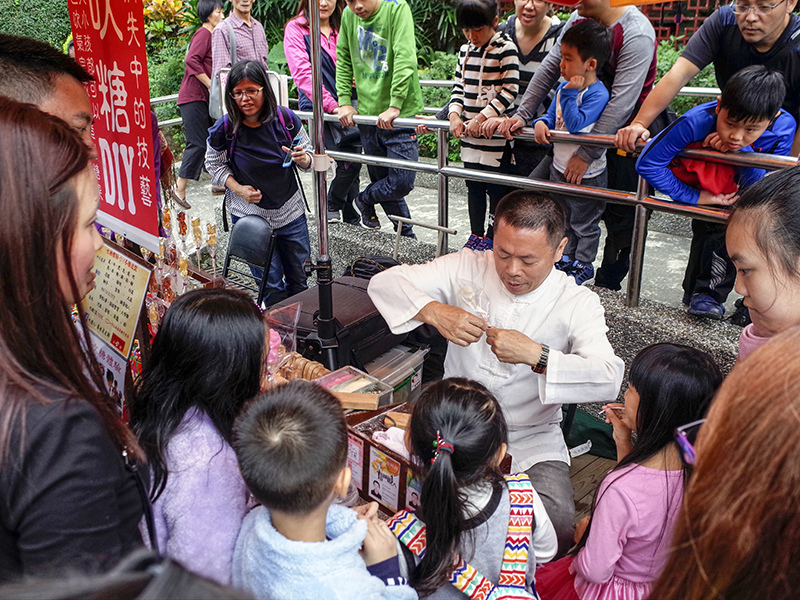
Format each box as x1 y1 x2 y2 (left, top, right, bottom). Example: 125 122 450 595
338 104 357 127
563 154 590 185
377 106 400 129
359 515 398 567
416 113 435 135
615 122 650 153
698 190 738 206
498 116 526 140
449 114 465 138
480 116 505 139
416 301 486 347
533 120 551 145
485 328 541 365
702 131 738 152
564 75 585 90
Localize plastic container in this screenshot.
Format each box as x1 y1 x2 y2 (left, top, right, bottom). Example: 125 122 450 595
365 343 429 405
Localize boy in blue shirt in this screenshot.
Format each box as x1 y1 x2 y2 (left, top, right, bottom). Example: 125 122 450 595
232 380 416 600
636 65 795 318
533 19 612 285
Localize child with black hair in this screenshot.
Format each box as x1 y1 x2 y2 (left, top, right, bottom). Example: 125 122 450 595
535 343 723 600
533 19 612 286
387 378 557 599
232 380 417 600
635 65 796 319
449 0 519 251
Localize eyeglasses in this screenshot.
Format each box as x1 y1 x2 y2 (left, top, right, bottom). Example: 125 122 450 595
674 418 705 466
230 87 263 100
730 0 785 15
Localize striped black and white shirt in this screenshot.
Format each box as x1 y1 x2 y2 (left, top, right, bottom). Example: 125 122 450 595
450 31 519 166
500 15 565 121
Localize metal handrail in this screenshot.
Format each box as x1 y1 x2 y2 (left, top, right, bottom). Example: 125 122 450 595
152 91 787 307
298 110 796 308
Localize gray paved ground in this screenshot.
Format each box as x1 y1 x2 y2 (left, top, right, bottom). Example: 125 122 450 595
177 160 741 404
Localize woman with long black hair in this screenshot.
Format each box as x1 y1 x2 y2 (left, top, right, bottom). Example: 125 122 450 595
0 98 146 579
129 288 267 584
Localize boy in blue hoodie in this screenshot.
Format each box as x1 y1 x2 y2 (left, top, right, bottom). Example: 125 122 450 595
636 65 795 318
533 19 612 286
232 380 416 600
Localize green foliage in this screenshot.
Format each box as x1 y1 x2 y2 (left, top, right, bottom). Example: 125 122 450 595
656 38 717 115
409 0 459 66
420 51 458 107
1 0 72 48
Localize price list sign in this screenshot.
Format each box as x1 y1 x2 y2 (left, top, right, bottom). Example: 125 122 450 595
82 241 152 359
68 0 161 251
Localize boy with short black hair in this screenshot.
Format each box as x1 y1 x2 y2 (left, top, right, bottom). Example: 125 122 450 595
636 65 796 318
232 380 416 600
336 0 424 238
533 19 613 285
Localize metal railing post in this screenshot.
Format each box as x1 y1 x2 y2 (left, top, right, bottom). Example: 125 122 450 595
626 176 650 308
437 128 450 256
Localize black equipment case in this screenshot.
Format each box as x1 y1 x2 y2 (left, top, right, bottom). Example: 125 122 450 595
270 276 406 370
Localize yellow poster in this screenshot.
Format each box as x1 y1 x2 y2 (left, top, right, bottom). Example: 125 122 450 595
81 241 152 358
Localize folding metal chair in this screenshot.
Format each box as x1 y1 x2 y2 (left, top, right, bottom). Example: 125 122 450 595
221 215 275 306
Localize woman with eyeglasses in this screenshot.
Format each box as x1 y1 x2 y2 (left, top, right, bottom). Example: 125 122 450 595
725 165 800 361
651 326 800 600
205 60 313 307
535 343 723 600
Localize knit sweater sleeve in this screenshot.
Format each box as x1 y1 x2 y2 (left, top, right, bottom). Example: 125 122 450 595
284 18 339 113
158 414 251 585
336 11 355 107
388 2 419 111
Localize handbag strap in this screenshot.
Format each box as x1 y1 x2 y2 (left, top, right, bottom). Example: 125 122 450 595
224 19 237 66
123 450 159 555
276 107 311 212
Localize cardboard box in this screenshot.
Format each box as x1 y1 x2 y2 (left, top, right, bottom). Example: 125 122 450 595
346 404 511 516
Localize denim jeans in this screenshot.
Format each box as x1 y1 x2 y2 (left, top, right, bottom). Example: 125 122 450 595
324 122 361 225
231 213 310 307
357 125 417 236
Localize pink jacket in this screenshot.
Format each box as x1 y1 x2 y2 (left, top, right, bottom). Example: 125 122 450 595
284 15 340 114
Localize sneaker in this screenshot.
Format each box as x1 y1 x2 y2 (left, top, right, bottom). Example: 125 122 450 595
327 210 342 223
688 293 725 320
555 254 572 272
570 260 595 285
354 195 380 229
463 234 482 250
476 236 493 252
723 297 751 327
402 231 418 240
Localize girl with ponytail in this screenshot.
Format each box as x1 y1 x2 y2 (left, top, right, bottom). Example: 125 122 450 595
387 378 557 599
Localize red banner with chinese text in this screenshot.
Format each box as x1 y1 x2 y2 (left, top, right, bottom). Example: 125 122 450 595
68 0 160 251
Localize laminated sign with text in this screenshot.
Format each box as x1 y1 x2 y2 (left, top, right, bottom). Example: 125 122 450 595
68 0 160 251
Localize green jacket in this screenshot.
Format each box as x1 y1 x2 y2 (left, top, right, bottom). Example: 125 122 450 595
336 0 423 118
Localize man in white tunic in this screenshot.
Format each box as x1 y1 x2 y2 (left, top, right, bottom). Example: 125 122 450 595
369 191 624 555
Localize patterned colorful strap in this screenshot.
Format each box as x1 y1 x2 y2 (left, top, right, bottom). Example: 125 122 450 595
499 473 535 590
386 473 538 600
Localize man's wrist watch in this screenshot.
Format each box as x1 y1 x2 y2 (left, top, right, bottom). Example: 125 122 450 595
532 344 549 374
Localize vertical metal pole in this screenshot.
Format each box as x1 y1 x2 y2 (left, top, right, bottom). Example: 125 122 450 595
625 176 649 308
437 127 450 256
309 0 337 370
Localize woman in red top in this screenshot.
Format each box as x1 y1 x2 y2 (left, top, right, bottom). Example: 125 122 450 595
172 0 225 209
